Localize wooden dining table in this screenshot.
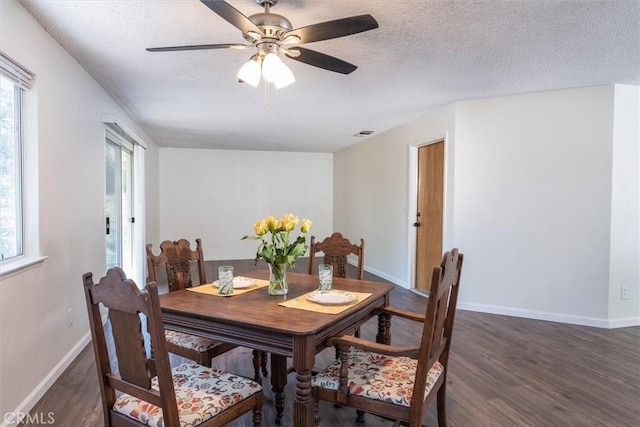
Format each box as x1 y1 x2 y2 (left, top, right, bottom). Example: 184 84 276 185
159 269 394 426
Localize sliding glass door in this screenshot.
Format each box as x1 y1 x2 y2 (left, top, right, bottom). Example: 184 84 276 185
105 137 133 274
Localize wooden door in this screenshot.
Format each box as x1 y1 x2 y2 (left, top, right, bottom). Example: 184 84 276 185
415 141 444 292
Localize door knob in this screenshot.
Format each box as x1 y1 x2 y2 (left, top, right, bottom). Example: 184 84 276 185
413 222 421 227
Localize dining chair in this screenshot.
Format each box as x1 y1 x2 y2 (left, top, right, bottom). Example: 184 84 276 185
82 267 263 427
308 232 365 280
312 248 464 427
147 238 268 381
146 238 237 368
309 232 366 351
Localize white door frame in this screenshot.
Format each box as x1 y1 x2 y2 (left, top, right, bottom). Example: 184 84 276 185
407 132 450 290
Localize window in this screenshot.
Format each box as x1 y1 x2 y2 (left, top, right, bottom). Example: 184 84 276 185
0 74 22 260
1 53 33 261
0 52 42 277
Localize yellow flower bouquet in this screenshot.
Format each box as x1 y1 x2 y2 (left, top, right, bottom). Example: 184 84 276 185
243 213 312 295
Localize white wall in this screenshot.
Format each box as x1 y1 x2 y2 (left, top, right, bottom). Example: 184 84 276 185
0 0 160 422
334 85 640 327
454 86 615 323
608 85 640 325
334 105 456 286
158 148 333 263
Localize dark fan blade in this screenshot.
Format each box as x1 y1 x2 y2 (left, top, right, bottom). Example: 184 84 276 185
285 47 357 74
282 14 378 45
146 43 249 52
201 0 263 36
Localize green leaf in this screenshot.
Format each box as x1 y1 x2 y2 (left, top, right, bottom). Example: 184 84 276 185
288 243 306 258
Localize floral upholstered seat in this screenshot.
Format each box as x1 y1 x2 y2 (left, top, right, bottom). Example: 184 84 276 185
312 348 444 407
114 362 262 427
164 330 222 353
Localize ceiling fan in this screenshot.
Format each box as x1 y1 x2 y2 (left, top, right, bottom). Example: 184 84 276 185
146 0 379 88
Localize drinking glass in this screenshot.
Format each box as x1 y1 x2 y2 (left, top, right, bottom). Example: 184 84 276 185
318 264 333 291
218 265 234 295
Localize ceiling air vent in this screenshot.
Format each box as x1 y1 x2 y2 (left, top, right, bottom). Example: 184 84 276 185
354 130 374 137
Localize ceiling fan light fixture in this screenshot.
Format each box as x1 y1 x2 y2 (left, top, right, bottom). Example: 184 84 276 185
237 55 261 87
274 62 295 89
261 52 295 88
261 52 282 83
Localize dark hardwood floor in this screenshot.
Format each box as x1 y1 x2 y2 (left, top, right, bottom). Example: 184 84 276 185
22 259 640 426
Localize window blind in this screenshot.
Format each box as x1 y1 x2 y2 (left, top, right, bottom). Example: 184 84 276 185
105 124 135 152
0 52 34 90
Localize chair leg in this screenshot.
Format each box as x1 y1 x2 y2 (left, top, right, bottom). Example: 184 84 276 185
253 402 262 427
356 409 365 423
437 383 448 427
252 350 262 384
261 351 269 377
333 344 343 408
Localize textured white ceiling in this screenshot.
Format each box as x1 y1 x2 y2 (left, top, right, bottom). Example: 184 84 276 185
18 0 640 152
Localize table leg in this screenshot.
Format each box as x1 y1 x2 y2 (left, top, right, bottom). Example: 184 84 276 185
270 354 287 425
292 336 315 427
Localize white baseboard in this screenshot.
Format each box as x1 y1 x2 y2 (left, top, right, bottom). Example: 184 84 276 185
2 332 91 427
607 316 640 328
457 302 640 329
347 259 408 288
351 260 640 329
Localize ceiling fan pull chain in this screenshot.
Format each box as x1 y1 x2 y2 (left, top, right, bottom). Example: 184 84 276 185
263 79 270 110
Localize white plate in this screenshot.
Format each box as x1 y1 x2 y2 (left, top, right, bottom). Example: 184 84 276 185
212 277 257 289
306 290 357 306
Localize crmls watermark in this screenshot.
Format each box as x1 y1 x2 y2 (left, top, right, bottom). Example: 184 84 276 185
3 412 55 425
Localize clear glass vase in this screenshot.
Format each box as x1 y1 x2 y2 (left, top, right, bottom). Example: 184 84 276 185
268 262 288 295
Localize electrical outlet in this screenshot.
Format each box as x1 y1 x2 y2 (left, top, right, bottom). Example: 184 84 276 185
67 308 73 328
621 286 629 300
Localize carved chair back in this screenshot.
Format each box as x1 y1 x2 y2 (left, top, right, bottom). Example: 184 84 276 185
308 232 365 280
146 238 206 292
146 238 240 368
